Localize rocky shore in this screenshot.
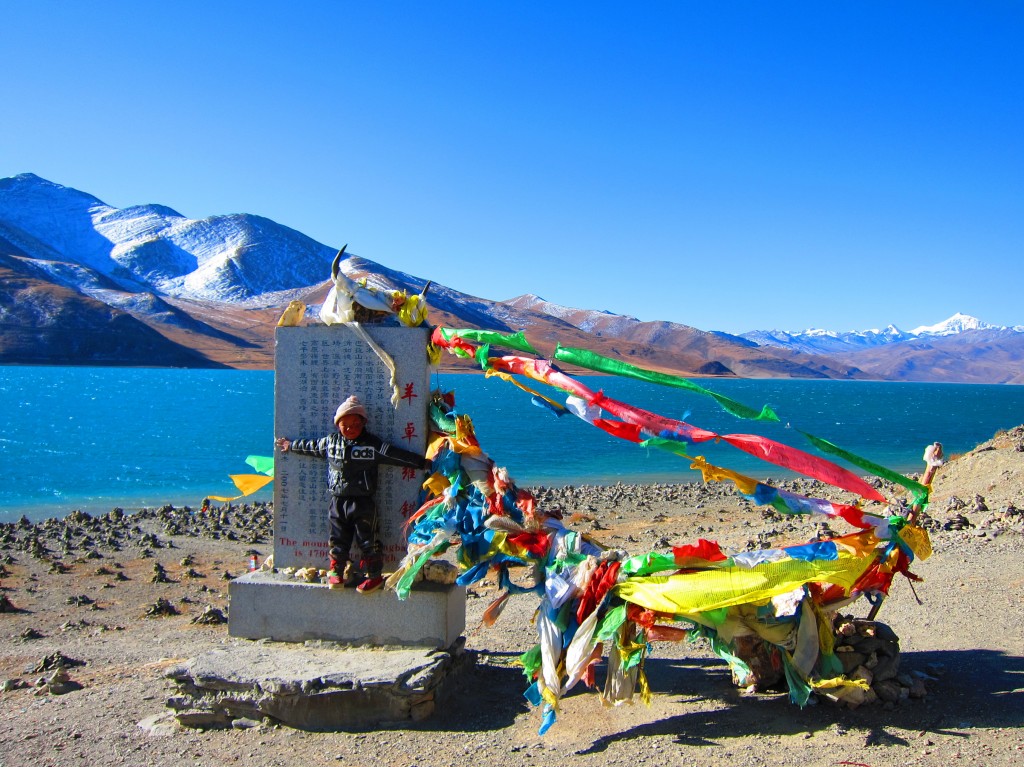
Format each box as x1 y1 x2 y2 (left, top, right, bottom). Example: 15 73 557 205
1 428 1023 767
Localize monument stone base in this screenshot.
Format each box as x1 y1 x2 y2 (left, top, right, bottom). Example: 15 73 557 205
164 639 473 731
228 570 466 648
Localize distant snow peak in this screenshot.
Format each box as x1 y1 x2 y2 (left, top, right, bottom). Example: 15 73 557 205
741 312 1019 355
910 312 991 336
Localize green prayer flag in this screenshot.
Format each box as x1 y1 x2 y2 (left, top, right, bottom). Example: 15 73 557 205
596 604 627 642
638 437 692 458
245 455 275 477
446 328 539 355
800 431 929 505
553 345 779 422
475 342 491 370
621 551 678 576
782 652 813 707
691 624 753 683
518 644 543 680
430 402 458 433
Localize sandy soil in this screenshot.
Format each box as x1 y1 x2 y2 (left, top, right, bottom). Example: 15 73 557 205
1 428 1023 767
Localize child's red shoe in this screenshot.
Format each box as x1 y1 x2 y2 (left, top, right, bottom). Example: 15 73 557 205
356 575 384 594
327 560 343 589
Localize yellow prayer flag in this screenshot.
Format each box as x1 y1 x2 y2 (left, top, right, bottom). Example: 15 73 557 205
614 552 873 615
207 473 274 502
899 524 932 561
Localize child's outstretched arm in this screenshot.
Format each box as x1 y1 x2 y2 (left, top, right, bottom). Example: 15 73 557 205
375 439 431 471
277 436 330 457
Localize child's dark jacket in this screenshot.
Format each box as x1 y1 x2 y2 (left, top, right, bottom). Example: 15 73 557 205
289 431 427 497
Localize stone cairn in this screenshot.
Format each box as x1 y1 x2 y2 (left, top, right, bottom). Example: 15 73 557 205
829 616 931 708
731 616 937 709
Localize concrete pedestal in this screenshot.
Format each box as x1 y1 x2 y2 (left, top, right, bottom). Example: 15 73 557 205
228 570 465 649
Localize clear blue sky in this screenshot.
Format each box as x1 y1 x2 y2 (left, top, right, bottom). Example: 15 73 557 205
3 2 1021 334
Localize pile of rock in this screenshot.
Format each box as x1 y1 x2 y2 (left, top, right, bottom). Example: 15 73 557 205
827 616 932 709
938 492 1023 538
730 617 937 709
190 605 228 625
144 597 179 617
977 501 1023 532
1 652 86 696
943 513 974 531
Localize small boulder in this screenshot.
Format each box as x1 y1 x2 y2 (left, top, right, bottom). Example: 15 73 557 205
874 679 903 703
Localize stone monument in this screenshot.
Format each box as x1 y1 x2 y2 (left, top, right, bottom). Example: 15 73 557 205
228 323 466 648
272 324 430 571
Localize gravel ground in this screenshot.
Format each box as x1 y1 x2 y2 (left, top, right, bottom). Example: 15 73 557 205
1 428 1022 767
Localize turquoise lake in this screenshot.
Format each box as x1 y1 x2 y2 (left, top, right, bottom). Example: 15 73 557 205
3 366 1024 522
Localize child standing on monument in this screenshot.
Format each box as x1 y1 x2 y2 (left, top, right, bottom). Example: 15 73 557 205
275 395 429 593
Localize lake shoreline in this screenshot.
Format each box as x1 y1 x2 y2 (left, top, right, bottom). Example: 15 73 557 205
6 368 1024 524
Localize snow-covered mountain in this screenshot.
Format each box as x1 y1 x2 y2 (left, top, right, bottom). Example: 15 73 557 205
741 313 1022 356
0 173 335 306
2 173 1022 382
740 325 911 356
909 312 1013 337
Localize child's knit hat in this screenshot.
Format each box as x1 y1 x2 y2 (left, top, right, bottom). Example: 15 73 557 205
334 395 367 424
